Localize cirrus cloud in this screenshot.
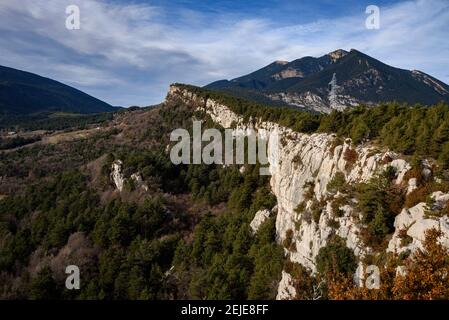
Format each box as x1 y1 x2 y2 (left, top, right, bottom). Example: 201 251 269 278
0 0 448 106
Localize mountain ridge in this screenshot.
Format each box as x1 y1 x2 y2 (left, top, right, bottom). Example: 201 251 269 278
0 65 115 119
205 49 449 113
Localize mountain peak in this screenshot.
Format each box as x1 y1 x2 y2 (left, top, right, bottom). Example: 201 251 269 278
204 49 449 113
327 49 349 62
274 60 289 65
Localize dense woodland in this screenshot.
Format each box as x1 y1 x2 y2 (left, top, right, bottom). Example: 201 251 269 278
0 99 283 299
1 86 449 299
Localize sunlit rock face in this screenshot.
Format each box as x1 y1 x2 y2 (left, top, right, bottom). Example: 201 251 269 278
111 160 125 192
388 191 449 254
111 160 149 192
167 85 449 300
276 271 296 300
250 209 271 234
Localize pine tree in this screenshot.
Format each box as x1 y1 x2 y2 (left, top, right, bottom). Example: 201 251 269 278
29 266 60 300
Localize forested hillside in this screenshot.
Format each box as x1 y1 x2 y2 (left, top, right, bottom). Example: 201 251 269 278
0 97 283 299
0 65 115 116
1 86 449 299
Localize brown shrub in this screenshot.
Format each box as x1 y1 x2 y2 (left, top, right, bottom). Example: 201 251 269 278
283 229 294 250
404 184 433 208
303 181 315 201
343 148 358 168
329 137 343 156
331 197 345 217
380 154 393 165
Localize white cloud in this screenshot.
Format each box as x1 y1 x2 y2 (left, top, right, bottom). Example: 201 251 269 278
0 0 448 106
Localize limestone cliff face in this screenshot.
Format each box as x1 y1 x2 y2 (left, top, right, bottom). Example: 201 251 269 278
388 191 449 253
111 160 125 192
110 160 149 192
250 209 272 234
167 85 449 299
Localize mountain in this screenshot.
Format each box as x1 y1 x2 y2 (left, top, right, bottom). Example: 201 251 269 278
0 65 115 119
205 49 449 113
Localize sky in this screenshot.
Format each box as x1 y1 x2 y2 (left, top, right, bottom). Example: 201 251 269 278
0 0 448 106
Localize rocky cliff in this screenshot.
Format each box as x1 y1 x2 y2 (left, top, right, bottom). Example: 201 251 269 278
110 160 149 192
166 84 449 299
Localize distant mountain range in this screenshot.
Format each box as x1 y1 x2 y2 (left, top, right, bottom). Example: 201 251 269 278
205 49 449 113
2 48 449 125
0 65 115 121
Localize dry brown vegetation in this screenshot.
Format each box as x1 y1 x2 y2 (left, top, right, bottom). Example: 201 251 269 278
343 147 358 167
327 229 449 299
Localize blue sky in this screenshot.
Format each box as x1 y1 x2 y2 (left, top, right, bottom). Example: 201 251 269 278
0 0 448 106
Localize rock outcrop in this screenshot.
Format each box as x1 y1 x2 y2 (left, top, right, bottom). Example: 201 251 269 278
250 209 271 234
110 160 149 192
276 271 297 300
111 160 125 192
131 173 149 191
388 191 449 253
250 207 278 234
